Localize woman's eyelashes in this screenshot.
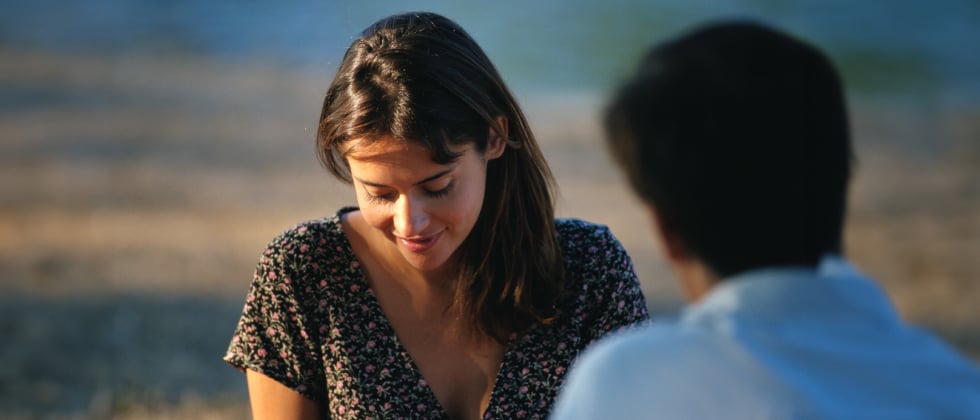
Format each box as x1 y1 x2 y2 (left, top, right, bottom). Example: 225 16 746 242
424 182 453 198
363 182 453 205
364 191 396 205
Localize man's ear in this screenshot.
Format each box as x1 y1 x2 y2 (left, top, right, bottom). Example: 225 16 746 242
485 116 508 160
645 203 691 264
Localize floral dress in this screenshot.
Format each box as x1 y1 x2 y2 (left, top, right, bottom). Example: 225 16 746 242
225 207 649 419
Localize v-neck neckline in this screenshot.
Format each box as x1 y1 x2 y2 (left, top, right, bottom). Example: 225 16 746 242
334 207 525 419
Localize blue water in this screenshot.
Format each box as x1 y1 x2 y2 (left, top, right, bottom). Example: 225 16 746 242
2 0 979 100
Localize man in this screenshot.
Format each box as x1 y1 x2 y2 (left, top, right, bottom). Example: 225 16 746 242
551 21 980 419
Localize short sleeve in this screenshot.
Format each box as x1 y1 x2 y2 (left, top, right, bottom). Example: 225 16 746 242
580 225 650 344
224 228 326 401
559 219 649 345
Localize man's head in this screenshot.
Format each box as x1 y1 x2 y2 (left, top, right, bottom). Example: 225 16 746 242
605 21 853 279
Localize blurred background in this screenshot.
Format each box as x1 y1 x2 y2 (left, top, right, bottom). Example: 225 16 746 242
1 0 978 418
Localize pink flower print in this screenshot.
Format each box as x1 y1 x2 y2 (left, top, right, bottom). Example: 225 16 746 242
350 284 361 292
376 384 384 393
300 330 308 339
366 364 376 373
419 378 428 387
517 410 527 418
367 340 376 349
319 299 327 308
417 403 427 412
558 342 567 350
257 348 267 357
618 300 625 309
368 321 377 329
299 244 309 253
268 271 277 279
384 402 392 410
297 384 307 393
266 327 276 337
338 406 346 415
519 385 529 394
556 366 566 375
320 279 327 287
351 260 360 268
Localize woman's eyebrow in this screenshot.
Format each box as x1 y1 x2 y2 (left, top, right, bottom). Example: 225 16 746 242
412 168 454 186
354 167 454 188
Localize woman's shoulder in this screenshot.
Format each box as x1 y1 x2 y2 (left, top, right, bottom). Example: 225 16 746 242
555 217 621 254
260 207 357 263
555 219 632 283
555 217 632 274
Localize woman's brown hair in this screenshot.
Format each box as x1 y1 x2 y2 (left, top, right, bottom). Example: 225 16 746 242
316 12 564 342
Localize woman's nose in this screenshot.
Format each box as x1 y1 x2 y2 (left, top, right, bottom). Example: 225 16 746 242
393 194 430 236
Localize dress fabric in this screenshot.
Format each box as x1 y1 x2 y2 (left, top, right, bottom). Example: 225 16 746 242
225 207 649 419
550 256 980 420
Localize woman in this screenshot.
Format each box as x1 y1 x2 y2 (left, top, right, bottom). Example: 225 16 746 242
225 12 648 420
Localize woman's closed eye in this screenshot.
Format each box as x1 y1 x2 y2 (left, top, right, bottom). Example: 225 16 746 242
363 181 453 205
365 191 396 205
424 181 453 199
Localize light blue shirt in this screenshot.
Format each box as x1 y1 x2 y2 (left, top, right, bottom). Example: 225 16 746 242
551 257 980 419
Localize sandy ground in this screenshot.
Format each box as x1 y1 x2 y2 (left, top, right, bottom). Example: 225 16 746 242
1 50 978 418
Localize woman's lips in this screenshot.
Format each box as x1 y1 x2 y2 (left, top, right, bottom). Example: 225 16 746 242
397 230 443 253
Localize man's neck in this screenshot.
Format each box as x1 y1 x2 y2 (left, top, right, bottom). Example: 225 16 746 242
672 258 721 303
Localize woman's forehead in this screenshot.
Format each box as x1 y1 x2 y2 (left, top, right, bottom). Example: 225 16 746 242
345 135 471 161
344 135 414 159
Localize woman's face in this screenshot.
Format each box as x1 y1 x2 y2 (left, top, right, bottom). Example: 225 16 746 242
346 134 505 274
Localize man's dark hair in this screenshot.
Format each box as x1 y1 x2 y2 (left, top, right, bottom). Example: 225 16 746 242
605 21 853 277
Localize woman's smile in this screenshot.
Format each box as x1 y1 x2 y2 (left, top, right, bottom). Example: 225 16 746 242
395 229 445 253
